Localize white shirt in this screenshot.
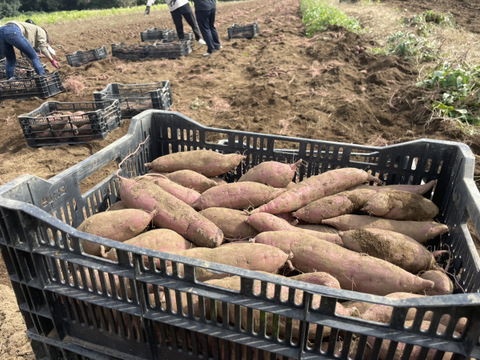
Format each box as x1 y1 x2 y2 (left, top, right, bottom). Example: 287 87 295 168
165 0 188 12
146 0 155 6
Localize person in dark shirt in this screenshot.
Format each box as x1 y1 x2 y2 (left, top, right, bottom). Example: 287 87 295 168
191 0 222 56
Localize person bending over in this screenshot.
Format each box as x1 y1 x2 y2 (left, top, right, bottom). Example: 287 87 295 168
0 21 58 80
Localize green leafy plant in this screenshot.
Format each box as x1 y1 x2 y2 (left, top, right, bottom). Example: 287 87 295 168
300 0 361 36
417 62 480 126
402 10 455 28
373 31 438 63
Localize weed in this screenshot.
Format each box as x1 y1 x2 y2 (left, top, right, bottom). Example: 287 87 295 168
373 31 439 63
417 61 480 126
300 0 361 36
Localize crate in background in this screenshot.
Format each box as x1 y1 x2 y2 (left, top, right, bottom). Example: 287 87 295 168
66 46 108 67
17 99 122 147
1 110 480 360
147 39 193 59
111 42 149 60
93 81 172 117
228 21 259 39
140 27 176 42
0 71 64 100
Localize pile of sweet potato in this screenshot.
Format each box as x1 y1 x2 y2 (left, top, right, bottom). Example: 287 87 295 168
76 149 458 359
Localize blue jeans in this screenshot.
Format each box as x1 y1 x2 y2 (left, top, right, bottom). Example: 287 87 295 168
0 24 46 79
195 9 221 53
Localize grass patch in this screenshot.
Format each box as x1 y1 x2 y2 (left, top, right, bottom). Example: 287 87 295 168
301 0 361 36
2 5 168 25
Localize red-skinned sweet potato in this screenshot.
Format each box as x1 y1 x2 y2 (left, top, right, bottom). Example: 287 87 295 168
103 228 195 267
77 208 154 256
352 180 436 195
289 236 435 295
247 213 343 245
252 167 380 214
193 181 286 211
293 188 376 223
339 228 437 273
140 173 201 206
118 175 223 248
419 269 454 296
321 214 449 244
238 159 302 188
361 189 439 220
164 169 219 193
145 149 246 177
199 207 258 240
175 243 289 281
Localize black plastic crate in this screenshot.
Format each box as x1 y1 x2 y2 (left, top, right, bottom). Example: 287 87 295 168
147 39 193 59
111 42 149 60
0 57 40 79
0 71 64 101
228 22 259 39
17 99 122 147
93 81 172 118
66 46 108 67
1 110 480 360
140 27 176 42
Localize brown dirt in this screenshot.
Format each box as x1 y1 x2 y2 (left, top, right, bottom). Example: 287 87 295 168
0 0 479 358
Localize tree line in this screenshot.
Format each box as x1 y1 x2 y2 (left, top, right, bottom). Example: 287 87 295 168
1 0 165 18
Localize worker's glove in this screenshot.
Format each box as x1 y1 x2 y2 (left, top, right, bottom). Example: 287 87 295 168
51 59 59 68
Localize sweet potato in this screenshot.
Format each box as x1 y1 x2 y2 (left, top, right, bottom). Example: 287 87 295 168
77 208 154 256
361 189 439 220
238 159 302 188
293 188 376 223
175 243 289 281
164 169 219 193
107 200 126 211
419 269 454 296
144 149 246 177
352 179 437 195
290 272 341 289
193 181 285 211
339 228 437 273
118 175 223 248
140 173 201 206
288 236 434 295
247 213 343 245
199 207 258 240
295 223 339 234
103 228 195 267
321 214 449 244
252 167 380 214
253 230 339 254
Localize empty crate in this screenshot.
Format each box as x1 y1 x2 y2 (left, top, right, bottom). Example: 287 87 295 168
93 81 172 117
66 46 108 67
228 22 259 39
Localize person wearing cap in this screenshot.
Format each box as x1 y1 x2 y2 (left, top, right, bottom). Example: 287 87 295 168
165 0 206 45
0 21 58 80
191 0 221 56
